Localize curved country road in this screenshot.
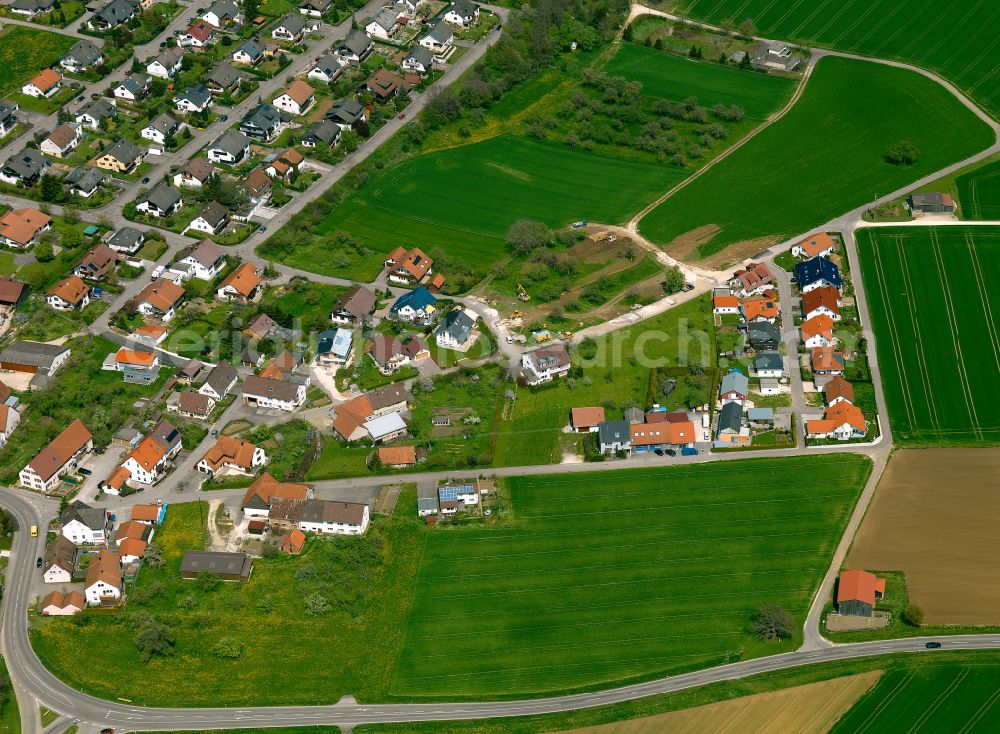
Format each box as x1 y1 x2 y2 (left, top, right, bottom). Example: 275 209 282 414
2 486 998 731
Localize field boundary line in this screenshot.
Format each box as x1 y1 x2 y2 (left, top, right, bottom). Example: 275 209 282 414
929 229 981 438
894 236 942 434
965 232 1000 370
958 686 1000 734
867 235 917 428
855 672 914 734
907 667 968 733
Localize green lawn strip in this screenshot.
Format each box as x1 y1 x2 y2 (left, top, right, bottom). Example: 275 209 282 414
676 0 1000 122
0 656 19 732
30 496 425 706
604 43 796 120
638 56 994 259
0 25 75 96
390 454 872 698
493 295 714 467
306 438 371 480
855 226 1000 446
0 336 174 483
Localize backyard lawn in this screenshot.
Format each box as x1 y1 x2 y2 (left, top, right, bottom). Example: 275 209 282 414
638 56 994 262
0 25 75 96
391 455 872 697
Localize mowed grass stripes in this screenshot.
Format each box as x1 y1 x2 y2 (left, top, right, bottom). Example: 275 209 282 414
391 455 871 698
856 226 1000 445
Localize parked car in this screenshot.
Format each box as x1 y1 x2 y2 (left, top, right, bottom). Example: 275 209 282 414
653 448 664 456
682 283 695 292
141 177 149 184
36 557 43 568
681 447 698 456
220 114 228 121
665 449 677 457
78 468 92 476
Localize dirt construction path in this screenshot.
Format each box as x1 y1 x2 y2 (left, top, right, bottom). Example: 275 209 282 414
551 670 881 734
847 448 1000 625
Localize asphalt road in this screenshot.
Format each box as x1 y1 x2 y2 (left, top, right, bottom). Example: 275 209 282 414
2 485 999 732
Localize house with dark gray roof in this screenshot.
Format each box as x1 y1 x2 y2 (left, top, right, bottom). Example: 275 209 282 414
140 113 181 146
10 0 55 18
716 401 745 443
334 29 373 64
87 0 139 30
0 148 48 186
187 201 230 235
205 63 243 95
325 97 366 129
307 54 342 83
598 420 631 454
232 37 267 65
75 98 116 130
301 119 341 148
180 551 253 580
401 46 433 75
272 13 306 41
751 352 784 378
240 103 285 140
0 340 71 376
106 226 145 255
137 182 183 218
419 18 454 52
747 322 781 351
198 361 238 401
65 168 106 198
60 40 103 73
0 102 17 138
434 309 475 349
95 138 142 173
330 285 375 324
176 84 213 113
207 129 250 164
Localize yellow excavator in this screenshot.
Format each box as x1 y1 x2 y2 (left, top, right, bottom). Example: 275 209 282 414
517 283 531 302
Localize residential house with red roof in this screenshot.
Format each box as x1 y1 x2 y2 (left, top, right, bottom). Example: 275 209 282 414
836 569 885 617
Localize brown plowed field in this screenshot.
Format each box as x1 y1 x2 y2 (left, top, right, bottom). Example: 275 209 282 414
552 671 880 734
848 449 1000 624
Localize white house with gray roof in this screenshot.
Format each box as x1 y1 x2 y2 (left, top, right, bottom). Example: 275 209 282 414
420 19 454 52
435 309 475 349
232 38 267 66
401 46 433 75
272 13 306 41
335 30 373 64
136 182 183 218
75 98 116 130
141 113 181 146
719 370 749 405
365 6 398 39
175 85 213 113
307 55 343 83
60 40 103 73
207 129 250 164
148 47 184 78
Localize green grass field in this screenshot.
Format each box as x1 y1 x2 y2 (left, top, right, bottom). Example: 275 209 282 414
956 159 1000 219
31 500 424 706
0 25 75 96
391 455 871 698
492 295 715 467
856 226 1000 445
830 664 1000 733
638 56 993 260
674 0 1000 122
604 44 797 119
282 136 682 280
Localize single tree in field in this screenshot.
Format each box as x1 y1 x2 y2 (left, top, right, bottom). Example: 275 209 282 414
506 219 551 255
750 605 793 640
884 140 919 166
134 619 174 662
738 18 757 39
662 265 686 294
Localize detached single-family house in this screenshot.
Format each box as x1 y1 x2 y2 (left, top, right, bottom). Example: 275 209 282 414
571 407 605 433
273 79 315 116
232 37 268 65
401 45 433 75
46 276 90 311
242 374 307 411
712 292 739 315
299 0 330 16
420 19 454 52
794 256 842 293
73 243 119 281
75 98 116 130
521 343 570 386
140 113 181 146
326 97 368 129
22 69 62 98
435 309 475 349
43 535 76 584
367 334 428 374
802 285 841 321
84 550 122 606
0 148 48 186
316 328 354 367
174 156 214 188
187 201 229 235
308 54 343 83
241 167 272 203
106 226 145 255
19 420 92 493
198 361 239 401
179 20 217 47
136 182 183 218
0 102 18 138
205 62 243 96
240 102 286 141
65 168 105 198
216 261 262 302
331 285 375 325
740 297 778 324
0 207 52 249
807 402 867 441
810 346 846 376
301 119 341 148
128 279 185 321
751 352 784 378
389 286 436 322
385 246 432 284
597 419 630 453
824 377 855 406
719 370 749 404
147 47 184 79
207 129 250 164
263 148 302 179
87 0 137 31
197 435 267 476
113 74 151 101
202 0 242 26
443 0 479 26
361 68 407 102
750 42 800 72
730 262 774 298
176 239 226 280
94 138 143 173
109 348 160 385
792 232 836 259
334 29 374 64
299 499 370 536
716 401 749 446
60 40 104 73
10 0 55 18
801 313 836 349
365 6 399 39
120 433 170 485
836 569 885 617
747 322 781 351
272 13 306 42
176 84 213 113
60 500 109 545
